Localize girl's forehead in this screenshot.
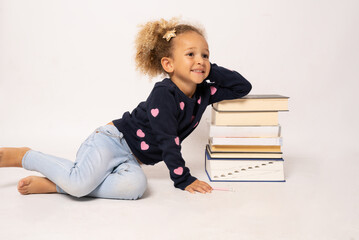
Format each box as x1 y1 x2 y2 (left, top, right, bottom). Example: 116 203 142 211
174 32 209 50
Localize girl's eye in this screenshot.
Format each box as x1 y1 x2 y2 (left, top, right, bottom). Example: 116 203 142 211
203 54 209 59
187 53 194 57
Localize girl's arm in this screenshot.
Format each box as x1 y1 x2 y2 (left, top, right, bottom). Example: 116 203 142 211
145 87 197 190
206 63 252 104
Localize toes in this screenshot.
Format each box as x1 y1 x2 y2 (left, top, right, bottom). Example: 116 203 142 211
17 177 31 195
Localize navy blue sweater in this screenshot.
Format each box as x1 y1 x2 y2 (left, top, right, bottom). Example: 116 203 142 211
113 63 252 190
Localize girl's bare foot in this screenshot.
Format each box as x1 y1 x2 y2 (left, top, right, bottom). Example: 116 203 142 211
17 176 57 195
0 147 31 167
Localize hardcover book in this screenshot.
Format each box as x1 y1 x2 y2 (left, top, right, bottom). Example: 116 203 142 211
211 109 279 126
209 137 283 146
212 94 289 112
208 144 282 153
205 149 285 182
209 125 281 138
206 145 283 159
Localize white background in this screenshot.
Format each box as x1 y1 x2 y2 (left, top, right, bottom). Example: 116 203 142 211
1 0 358 239
1 0 358 156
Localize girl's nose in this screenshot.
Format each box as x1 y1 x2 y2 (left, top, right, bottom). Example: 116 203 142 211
196 57 204 65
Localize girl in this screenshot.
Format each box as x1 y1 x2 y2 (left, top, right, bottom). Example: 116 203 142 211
0 18 251 200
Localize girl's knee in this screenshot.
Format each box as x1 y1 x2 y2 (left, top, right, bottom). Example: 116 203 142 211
135 174 148 199
61 181 96 198
125 174 147 200
116 172 147 200
66 187 91 198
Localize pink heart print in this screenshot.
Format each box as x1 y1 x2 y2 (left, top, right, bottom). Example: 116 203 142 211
197 97 201 105
179 102 185 110
210 86 217 95
141 141 149 150
175 137 180 145
151 108 159 117
174 167 183 175
137 129 145 138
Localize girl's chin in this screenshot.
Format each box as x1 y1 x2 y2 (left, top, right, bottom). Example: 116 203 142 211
195 77 206 83
190 75 204 81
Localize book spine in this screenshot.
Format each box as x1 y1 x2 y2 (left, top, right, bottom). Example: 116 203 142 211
211 109 279 126
212 95 289 112
205 149 285 181
209 144 282 153
210 137 283 146
209 125 281 138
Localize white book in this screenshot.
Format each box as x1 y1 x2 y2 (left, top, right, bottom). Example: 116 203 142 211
205 150 285 182
211 109 279 126
210 137 283 146
209 125 281 138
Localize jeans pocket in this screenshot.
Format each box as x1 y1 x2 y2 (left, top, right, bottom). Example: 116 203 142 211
96 125 123 139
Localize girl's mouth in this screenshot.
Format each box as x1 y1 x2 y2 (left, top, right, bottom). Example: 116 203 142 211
191 69 205 73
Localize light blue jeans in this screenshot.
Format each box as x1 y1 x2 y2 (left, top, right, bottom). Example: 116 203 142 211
22 125 147 200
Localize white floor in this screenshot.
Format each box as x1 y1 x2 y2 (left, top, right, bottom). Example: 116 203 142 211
1 135 358 240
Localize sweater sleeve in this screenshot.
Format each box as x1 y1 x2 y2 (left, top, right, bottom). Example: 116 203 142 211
145 87 197 190
206 63 252 104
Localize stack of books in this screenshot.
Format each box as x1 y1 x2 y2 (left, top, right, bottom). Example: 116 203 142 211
205 94 289 182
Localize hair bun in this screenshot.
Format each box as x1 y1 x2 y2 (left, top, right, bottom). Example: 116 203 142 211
137 18 179 51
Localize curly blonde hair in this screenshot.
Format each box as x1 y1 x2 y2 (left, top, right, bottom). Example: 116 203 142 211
135 18 205 78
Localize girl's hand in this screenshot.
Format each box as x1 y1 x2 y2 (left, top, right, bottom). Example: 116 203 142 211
185 180 213 194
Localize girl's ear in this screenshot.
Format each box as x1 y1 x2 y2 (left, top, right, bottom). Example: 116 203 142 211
161 57 174 73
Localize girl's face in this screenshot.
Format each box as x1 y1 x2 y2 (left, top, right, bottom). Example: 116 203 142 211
169 31 210 87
